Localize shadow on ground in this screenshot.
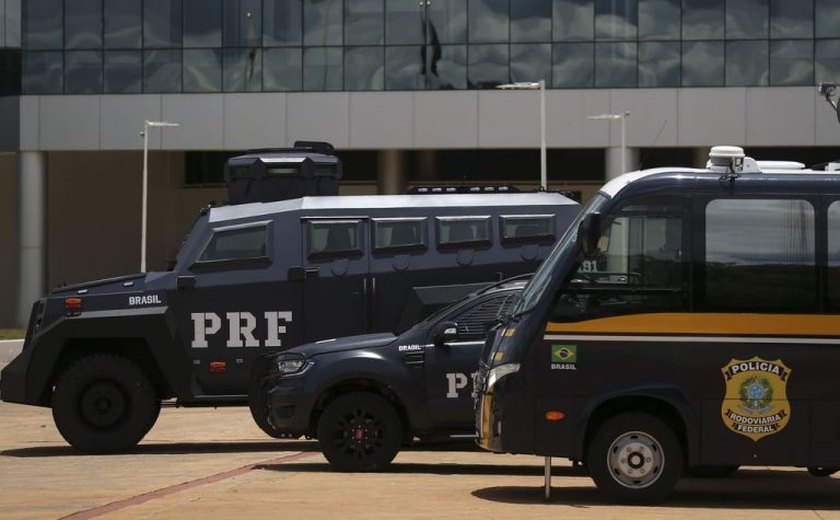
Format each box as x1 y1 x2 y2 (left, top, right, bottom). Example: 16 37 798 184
257 460 588 478
1 440 318 458
472 469 840 510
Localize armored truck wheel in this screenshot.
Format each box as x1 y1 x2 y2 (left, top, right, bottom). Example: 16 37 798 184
317 392 402 472
587 412 683 504
52 355 160 453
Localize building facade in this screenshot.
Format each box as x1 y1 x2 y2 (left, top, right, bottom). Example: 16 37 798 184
2 0 840 327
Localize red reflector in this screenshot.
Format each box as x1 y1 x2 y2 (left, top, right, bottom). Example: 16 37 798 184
209 361 226 374
545 411 566 421
65 297 82 314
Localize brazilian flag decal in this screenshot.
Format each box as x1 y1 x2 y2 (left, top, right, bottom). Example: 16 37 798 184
551 344 577 363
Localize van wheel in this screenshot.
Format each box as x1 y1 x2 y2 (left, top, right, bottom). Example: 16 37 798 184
317 392 402 472
686 465 739 478
52 355 160 453
587 413 683 504
808 467 838 477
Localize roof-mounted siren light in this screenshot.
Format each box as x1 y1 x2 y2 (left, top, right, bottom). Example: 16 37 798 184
707 145 761 175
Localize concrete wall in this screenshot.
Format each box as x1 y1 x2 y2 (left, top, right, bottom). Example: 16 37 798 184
0 153 17 327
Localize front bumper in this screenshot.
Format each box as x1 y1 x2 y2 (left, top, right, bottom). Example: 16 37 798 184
264 376 317 436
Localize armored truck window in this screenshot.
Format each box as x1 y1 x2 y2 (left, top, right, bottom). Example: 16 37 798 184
308 220 361 256
500 214 555 241
198 224 268 262
372 218 426 251
437 216 491 246
704 199 815 312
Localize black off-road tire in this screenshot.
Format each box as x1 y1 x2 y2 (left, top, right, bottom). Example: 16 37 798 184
52 354 160 453
587 412 683 504
686 465 739 478
317 392 403 472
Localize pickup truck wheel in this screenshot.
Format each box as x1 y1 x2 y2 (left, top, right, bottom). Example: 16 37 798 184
587 413 683 504
317 392 402 472
52 355 160 453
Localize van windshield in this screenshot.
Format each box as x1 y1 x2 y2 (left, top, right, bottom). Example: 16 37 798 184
513 193 610 317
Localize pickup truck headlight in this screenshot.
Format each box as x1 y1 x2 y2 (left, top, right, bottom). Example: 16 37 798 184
275 353 309 375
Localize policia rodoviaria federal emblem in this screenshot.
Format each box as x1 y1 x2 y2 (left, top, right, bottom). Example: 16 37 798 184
720 357 791 442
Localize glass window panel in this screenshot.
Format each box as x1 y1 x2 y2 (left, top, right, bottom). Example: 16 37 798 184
184 48 221 92
595 42 636 87
22 50 61 93
726 0 768 39
385 45 424 90
143 49 181 92
511 0 551 42
638 41 679 87
510 44 550 84
308 221 360 255
552 42 593 88
816 0 840 37
1 0 6 47
501 215 554 240
264 0 303 46
104 50 141 92
427 44 466 89
263 47 302 90
682 40 723 86
386 0 424 45
428 0 467 44
65 50 101 93
345 0 384 45
726 40 767 86
104 0 141 48
816 40 840 83
184 0 221 47
595 0 637 40
437 217 491 245
144 0 182 48
639 0 679 39
553 0 593 41
200 226 268 261
6 0 21 48
223 47 262 91
770 40 812 86
682 0 723 40
770 0 813 38
23 0 61 49
304 47 342 90
224 0 262 47
344 46 383 90
705 199 815 312
373 218 426 250
827 201 840 310
468 0 509 44
66 0 102 49
467 43 508 88
304 0 342 46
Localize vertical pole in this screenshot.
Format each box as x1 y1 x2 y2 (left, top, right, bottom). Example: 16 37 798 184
539 79 546 190
544 456 551 500
620 114 626 175
17 151 46 327
141 121 149 273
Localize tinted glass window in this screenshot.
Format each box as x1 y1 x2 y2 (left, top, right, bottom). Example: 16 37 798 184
638 0 679 40
104 50 141 93
438 217 490 245
304 47 343 91
726 0 768 39
386 0 424 45
553 0 593 41
595 42 636 88
428 0 467 44
223 0 261 47
639 41 680 87
143 49 181 93
595 0 637 40
705 199 815 312
501 215 555 240
453 294 517 342
725 40 768 86
264 47 302 91
184 0 221 47
373 218 427 250
304 0 343 46
816 40 840 82
104 0 141 49
770 0 812 38
511 0 551 42
682 40 723 86
467 44 508 88
468 0 509 44
223 48 262 92
510 44 551 84
264 0 303 46
344 46 383 90
184 48 222 92
144 0 182 48
65 50 102 93
345 0 384 45
386 45 424 90
682 0 723 40
66 0 102 49
552 42 593 88
22 50 62 93
23 0 62 49
199 225 268 262
770 40 813 86
308 220 361 255
428 44 466 90
5 0 21 48
826 201 840 311
815 0 840 38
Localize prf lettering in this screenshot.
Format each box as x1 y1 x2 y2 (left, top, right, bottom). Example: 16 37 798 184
190 311 293 348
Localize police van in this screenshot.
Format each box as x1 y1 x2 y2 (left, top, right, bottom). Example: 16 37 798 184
0 144 579 453
476 146 840 503
252 276 526 471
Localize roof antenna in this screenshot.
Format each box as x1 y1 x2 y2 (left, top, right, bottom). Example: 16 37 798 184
819 82 840 126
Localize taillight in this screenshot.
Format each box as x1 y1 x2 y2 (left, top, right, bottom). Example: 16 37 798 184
65 297 82 316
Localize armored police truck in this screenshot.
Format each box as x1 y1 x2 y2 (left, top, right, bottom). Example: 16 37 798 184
252 276 527 471
0 144 579 453
476 146 840 503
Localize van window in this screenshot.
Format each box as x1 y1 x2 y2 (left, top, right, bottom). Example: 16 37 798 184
372 218 426 251
704 199 815 312
198 224 268 262
437 216 491 246
825 201 840 310
308 220 361 256
500 215 555 241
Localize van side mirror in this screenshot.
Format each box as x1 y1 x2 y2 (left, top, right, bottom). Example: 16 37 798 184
432 321 459 346
577 212 601 258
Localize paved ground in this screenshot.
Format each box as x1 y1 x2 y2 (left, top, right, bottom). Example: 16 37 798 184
0 340 23 366
2 401 840 519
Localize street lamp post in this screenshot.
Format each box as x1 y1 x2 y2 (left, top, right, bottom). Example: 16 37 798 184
587 111 630 175
141 120 180 273
496 80 547 190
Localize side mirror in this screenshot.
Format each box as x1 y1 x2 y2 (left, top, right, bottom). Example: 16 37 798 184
577 212 601 258
432 321 459 346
